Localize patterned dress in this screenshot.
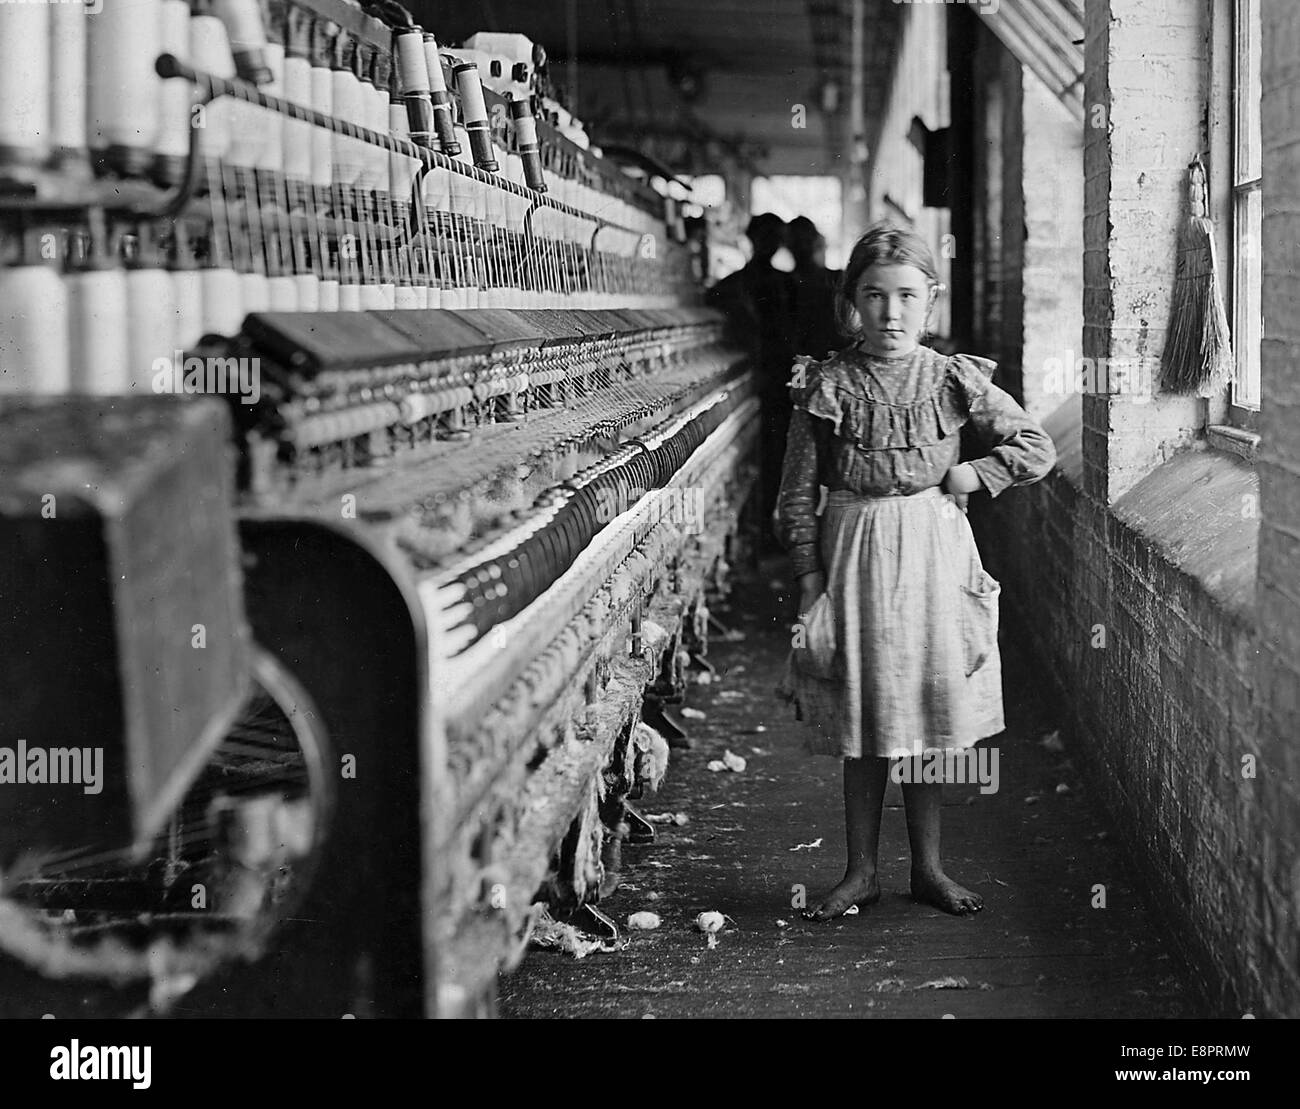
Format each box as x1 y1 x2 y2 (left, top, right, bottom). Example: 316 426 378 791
775 343 1057 758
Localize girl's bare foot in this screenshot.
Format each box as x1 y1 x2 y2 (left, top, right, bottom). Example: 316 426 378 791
911 867 983 915
803 871 881 921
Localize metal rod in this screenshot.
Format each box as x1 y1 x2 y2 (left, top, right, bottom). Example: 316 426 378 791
153 53 642 238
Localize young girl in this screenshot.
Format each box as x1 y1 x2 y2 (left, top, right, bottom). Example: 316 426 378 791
776 223 1056 919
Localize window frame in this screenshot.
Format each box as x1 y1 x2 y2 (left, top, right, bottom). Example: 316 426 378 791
1229 0 1262 425
1207 0 1262 450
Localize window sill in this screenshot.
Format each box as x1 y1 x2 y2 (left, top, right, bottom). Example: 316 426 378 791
1206 424 1260 463
1112 447 1259 625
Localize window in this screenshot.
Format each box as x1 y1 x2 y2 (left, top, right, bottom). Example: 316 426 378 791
1231 0 1262 413
749 176 845 268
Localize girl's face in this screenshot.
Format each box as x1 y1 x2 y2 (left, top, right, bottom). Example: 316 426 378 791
851 262 934 357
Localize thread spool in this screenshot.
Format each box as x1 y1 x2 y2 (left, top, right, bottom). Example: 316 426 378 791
241 271 270 314
396 29 434 148
213 0 273 85
88 0 161 178
67 264 131 396
48 3 87 173
360 283 389 310
254 36 291 298
387 98 418 301
64 218 127 394
423 35 460 155
330 33 362 187
395 284 426 310
172 269 206 350
0 5 50 169
259 42 286 177
388 102 419 205
124 230 177 396
294 273 320 311
215 8 261 174
170 223 205 350
359 71 389 195
268 274 299 311
201 266 243 337
368 47 391 193
454 63 497 172
355 69 378 192
282 11 313 182
155 0 193 187
0 230 70 393
461 128 488 225
309 21 335 192
509 99 546 193
190 10 236 164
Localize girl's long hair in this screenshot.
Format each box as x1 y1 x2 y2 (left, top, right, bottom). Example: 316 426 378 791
835 222 941 339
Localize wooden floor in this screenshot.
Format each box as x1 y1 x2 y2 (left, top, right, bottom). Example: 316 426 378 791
499 556 1203 1019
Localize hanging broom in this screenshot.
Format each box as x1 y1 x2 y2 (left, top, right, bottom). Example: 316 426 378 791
1160 155 1234 396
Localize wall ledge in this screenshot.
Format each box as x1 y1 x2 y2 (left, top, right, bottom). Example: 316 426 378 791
1206 424 1260 464
1111 446 1259 625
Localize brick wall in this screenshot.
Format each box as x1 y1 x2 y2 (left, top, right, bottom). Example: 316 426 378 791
1254 0 1300 1015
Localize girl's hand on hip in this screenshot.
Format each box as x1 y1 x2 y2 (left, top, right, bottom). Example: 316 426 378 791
942 462 982 495
942 463 981 514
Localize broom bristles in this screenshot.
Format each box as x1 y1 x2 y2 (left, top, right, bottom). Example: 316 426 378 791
1160 166 1235 397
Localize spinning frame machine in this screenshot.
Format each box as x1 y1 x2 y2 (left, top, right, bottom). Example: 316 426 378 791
0 0 758 1016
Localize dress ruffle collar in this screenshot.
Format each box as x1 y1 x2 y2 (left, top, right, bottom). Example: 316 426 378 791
789 346 996 452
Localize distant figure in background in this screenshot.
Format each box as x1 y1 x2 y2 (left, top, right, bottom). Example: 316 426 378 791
706 212 796 390
788 216 843 361
706 213 796 537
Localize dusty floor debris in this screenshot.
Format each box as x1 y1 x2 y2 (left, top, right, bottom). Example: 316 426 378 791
500 563 1203 1018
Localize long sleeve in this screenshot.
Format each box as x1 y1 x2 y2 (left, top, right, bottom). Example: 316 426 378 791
776 407 824 578
950 356 1057 497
